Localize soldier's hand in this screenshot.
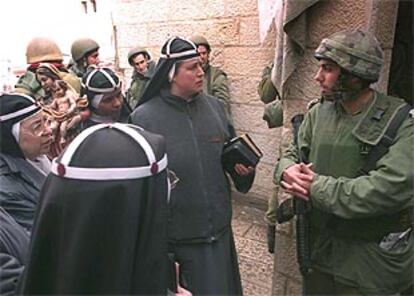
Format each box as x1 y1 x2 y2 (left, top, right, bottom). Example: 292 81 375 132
281 163 313 200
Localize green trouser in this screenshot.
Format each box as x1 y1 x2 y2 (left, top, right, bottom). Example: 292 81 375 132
305 269 362 295
265 185 279 226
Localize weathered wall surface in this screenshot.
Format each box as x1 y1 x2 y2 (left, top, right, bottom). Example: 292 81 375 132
113 0 280 205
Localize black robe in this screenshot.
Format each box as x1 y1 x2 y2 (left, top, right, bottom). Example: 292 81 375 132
0 207 29 296
130 90 254 295
19 126 169 295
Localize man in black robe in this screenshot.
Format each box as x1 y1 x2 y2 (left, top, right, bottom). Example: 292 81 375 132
130 36 256 295
19 123 170 295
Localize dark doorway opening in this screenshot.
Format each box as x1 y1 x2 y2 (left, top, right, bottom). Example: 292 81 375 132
388 0 413 105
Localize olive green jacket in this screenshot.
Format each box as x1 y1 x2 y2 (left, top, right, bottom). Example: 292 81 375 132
14 71 45 101
203 63 232 119
67 61 86 78
257 64 279 104
275 91 413 294
126 61 156 110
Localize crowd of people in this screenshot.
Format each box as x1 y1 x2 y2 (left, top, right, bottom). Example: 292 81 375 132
0 28 412 296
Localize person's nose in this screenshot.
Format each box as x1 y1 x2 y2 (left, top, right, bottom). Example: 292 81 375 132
113 96 122 108
197 64 204 77
314 67 323 82
42 123 53 137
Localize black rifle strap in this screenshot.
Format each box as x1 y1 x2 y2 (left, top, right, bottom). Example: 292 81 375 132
360 104 412 175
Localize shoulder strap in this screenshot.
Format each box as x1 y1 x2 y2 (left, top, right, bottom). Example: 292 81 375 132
360 103 412 175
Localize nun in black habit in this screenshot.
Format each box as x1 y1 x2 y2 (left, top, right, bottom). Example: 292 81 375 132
0 93 52 232
130 37 255 295
19 123 171 295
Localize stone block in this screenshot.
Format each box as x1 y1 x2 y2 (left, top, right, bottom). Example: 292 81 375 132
145 18 239 48
239 16 261 46
252 162 276 191
285 49 320 101
165 0 227 21
307 0 367 48
271 273 288 296
239 237 274 266
232 218 252 237
116 24 148 54
230 75 262 104
248 184 273 203
238 255 273 289
244 223 268 244
370 0 399 48
232 104 270 134
225 0 258 17
113 1 169 24
222 47 271 77
242 280 272 296
252 130 281 165
274 233 301 281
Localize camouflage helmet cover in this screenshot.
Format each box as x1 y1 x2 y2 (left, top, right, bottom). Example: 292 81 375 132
128 46 151 66
314 29 384 82
26 37 63 64
190 35 211 51
71 38 100 62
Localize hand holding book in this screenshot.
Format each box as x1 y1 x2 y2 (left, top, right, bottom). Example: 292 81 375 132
222 133 263 175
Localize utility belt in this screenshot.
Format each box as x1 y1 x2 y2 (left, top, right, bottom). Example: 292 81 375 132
328 208 414 241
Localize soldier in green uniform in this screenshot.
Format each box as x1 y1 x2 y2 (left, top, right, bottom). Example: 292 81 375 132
275 29 413 295
15 37 67 101
68 38 100 78
257 63 283 253
191 35 232 119
125 47 156 110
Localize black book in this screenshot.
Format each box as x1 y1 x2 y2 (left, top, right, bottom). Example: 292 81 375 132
222 133 263 174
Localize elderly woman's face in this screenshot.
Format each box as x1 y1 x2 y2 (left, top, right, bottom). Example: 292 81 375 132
36 73 56 93
19 112 52 160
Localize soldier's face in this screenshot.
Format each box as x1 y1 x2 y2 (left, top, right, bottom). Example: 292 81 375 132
314 59 341 94
86 50 100 66
197 45 209 68
133 54 149 74
171 58 204 98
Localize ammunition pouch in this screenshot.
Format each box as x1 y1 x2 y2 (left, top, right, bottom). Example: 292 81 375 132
329 208 414 241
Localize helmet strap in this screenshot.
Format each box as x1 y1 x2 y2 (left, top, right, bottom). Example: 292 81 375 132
322 71 365 102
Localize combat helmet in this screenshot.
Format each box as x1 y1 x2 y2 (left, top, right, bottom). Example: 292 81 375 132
71 38 100 62
26 37 63 64
128 47 151 66
315 29 383 82
190 35 211 52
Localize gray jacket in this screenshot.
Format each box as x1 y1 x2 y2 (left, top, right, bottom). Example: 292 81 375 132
0 154 47 232
130 89 254 243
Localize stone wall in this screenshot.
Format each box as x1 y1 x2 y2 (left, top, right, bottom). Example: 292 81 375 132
112 0 280 204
